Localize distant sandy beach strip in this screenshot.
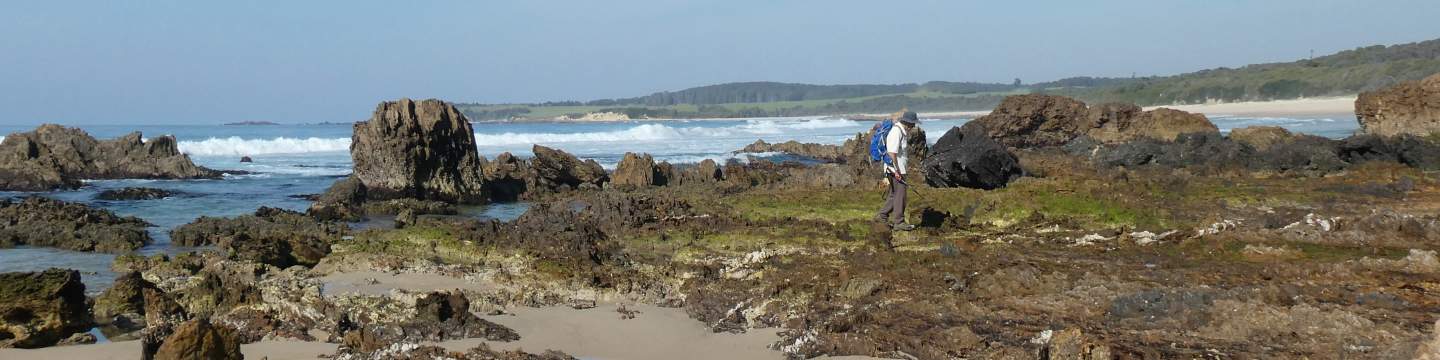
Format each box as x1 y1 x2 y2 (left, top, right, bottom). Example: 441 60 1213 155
850 97 1358 121
1146 96 1358 117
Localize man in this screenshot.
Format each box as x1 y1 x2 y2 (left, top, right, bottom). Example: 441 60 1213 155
876 110 917 231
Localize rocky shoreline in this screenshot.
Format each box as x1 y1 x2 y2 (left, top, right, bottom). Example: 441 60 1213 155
2 80 1440 359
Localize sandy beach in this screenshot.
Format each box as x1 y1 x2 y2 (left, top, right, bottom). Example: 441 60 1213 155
0 304 858 360
1145 96 1358 117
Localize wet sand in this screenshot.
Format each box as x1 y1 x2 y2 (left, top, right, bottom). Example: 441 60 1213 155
0 339 337 360
447 304 791 360
2 272 878 360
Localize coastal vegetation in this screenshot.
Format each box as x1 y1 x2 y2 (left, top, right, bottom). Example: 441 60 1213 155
458 38 1440 120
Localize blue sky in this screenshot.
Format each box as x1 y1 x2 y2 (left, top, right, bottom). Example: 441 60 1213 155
2 0 1438 125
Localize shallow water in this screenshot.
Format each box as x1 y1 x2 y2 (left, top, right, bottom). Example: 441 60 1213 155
0 114 1359 292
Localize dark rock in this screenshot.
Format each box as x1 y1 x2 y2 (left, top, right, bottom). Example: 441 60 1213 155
0 124 219 191
1340 134 1440 170
93 271 186 332
0 269 92 348
1250 135 1347 173
610 152 668 189
308 175 368 221
239 156 253 163
0 197 151 253
151 318 243 360
170 207 343 268
481 152 529 202
1355 73 1440 137
921 124 1023 190
349 98 487 203
96 187 175 201
1095 133 1250 169
529 145 607 193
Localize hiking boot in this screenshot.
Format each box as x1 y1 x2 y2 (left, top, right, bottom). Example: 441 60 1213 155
891 223 915 231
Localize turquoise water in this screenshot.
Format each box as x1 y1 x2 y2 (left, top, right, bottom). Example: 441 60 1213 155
0 114 1359 292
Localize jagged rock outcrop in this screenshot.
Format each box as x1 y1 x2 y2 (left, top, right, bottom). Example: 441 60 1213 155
96 187 176 201
93 271 186 332
1356 73 1440 137
741 140 847 162
338 291 519 353
0 124 219 191
682 159 724 184
0 269 92 348
968 95 1217 148
480 152 530 202
148 318 244 360
529 145 607 193
610 153 669 189
349 98 487 203
922 124 1023 190
0 197 151 253
171 207 344 268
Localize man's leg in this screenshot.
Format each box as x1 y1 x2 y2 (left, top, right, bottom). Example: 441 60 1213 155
889 179 908 225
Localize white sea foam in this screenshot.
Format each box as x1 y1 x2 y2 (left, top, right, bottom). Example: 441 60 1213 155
178 136 351 156
473 119 864 147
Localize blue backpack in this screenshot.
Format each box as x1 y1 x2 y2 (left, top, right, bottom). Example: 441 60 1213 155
868 120 894 167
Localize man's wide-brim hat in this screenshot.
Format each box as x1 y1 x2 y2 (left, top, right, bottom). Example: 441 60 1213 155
894 111 919 124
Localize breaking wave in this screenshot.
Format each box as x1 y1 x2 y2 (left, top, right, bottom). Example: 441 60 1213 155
178 137 351 156
473 119 863 147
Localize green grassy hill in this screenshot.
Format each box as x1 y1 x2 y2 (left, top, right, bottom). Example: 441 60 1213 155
457 38 1440 121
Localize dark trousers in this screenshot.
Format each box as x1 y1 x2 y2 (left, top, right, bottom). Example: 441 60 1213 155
877 175 907 224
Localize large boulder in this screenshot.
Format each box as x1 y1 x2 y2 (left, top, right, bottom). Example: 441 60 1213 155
529 145 608 193
1230 126 1299 151
968 95 1216 148
0 197 151 253
922 124 1023 190
149 318 244 360
171 207 343 268
0 269 92 348
1091 106 1218 143
0 125 219 191
306 175 368 221
610 152 668 189
349 99 487 204
93 271 186 332
1355 73 1440 137
967 94 1094 148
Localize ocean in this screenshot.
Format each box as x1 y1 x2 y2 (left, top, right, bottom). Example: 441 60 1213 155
0 114 1360 292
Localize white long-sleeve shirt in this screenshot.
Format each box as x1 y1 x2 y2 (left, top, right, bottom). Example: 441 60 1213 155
885 124 907 175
